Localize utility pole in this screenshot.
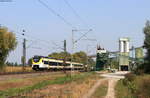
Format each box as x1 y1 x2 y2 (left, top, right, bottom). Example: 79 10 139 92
71 30 75 76
71 29 92 75
86 44 97 71
22 30 26 71
86 45 89 71
63 40 67 74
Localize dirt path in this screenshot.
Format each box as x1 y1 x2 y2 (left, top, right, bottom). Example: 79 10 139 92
82 71 127 98
102 71 127 98
82 78 107 98
105 78 119 98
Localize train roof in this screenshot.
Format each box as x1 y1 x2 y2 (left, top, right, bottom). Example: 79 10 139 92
33 55 63 60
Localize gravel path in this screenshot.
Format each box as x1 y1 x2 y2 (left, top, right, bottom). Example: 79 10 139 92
82 78 107 98
102 71 127 98
105 78 119 98
82 71 127 98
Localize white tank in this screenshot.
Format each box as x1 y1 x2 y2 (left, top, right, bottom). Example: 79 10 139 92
119 38 130 53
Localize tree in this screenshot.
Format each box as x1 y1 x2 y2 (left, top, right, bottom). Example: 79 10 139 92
28 58 32 66
87 57 96 70
48 51 95 69
48 52 71 61
143 20 150 73
96 52 109 71
72 51 87 64
0 27 17 70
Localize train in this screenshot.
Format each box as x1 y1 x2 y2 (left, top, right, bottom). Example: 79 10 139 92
32 56 84 71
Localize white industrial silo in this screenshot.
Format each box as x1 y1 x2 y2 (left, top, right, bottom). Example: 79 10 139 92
119 38 130 53
119 38 130 71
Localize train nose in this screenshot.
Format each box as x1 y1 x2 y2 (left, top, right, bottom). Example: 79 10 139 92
32 65 39 70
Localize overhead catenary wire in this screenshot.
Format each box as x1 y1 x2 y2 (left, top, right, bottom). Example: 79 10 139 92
15 31 63 56
74 29 92 43
15 30 62 50
63 0 89 28
38 0 76 29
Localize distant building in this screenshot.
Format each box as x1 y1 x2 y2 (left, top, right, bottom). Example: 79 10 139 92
135 48 144 59
119 38 130 71
95 45 108 71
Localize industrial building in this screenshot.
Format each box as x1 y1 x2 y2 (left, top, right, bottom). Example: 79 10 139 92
119 38 130 71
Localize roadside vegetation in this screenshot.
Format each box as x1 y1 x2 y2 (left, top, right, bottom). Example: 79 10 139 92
0 72 99 97
115 73 150 98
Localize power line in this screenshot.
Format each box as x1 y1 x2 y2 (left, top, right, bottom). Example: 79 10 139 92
63 0 89 28
38 0 76 29
74 29 92 43
15 30 61 49
15 31 62 55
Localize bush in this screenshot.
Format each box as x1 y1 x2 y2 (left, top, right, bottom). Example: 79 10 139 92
125 73 136 82
136 77 150 98
134 69 145 75
122 78 128 86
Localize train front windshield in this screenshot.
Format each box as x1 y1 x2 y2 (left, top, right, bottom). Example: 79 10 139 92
33 57 41 63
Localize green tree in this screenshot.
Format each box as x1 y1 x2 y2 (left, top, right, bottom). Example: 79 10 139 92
48 51 95 68
143 20 150 73
28 58 33 66
96 52 109 71
107 58 119 69
48 52 71 61
72 51 87 64
0 27 17 70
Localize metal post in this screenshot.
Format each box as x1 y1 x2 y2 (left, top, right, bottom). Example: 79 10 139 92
63 40 67 73
86 45 89 71
71 30 74 76
22 30 26 71
70 29 93 74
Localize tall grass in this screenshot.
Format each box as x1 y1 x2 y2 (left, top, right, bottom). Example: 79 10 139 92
115 73 150 98
0 72 95 97
0 66 32 73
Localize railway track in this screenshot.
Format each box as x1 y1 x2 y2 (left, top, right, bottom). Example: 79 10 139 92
0 69 82 76
0 71 83 82
0 70 71 76
0 70 76 81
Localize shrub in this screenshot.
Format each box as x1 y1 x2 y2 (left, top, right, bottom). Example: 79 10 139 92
128 81 137 93
122 78 128 86
136 77 150 98
135 69 144 75
125 73 136 82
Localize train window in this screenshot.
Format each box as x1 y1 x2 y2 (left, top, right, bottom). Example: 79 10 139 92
33 56 41 63
58 63 63 66
66 63 70 66
44 61 49 64
49 62 57 66
33 58 40 63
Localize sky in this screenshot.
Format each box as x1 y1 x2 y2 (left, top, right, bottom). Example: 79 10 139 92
0 0 149 64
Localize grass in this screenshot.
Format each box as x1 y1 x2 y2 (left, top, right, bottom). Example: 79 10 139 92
115 74 150 98
91 80 108 98
115 80 133 98
0 72 95 97
19 71 100 98
0 74 64 91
